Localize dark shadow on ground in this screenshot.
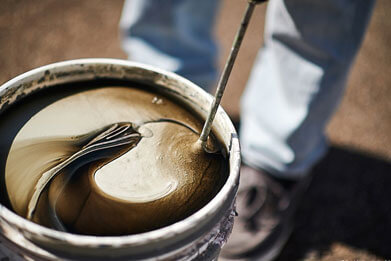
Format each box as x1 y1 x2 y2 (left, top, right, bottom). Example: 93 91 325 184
277 145 391 260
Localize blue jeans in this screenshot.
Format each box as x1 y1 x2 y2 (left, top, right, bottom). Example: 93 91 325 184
120 0 375 179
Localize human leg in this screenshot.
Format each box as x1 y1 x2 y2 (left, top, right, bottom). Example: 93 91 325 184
120 0 220 91
223 0 376 260
240 0 376 179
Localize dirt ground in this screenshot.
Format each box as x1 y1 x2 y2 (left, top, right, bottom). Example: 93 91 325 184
1 0 390 260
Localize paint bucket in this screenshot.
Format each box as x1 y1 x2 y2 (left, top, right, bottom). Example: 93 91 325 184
0 59 240 260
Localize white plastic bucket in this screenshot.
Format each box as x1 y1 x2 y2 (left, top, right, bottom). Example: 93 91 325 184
0 59 240 260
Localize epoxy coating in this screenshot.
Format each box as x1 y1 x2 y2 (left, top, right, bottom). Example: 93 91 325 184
4 85 227 235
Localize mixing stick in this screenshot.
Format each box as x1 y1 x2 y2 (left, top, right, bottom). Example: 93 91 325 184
198 0 265 150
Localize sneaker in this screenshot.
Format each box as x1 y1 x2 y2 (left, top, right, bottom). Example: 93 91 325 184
220 165 311 261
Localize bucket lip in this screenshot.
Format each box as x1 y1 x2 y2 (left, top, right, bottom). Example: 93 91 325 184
0 58 240 249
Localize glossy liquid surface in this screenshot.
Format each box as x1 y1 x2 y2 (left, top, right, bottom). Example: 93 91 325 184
1 83 227 235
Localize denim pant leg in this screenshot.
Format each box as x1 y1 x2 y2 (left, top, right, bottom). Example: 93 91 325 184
240 0 375 179
120 0 220 91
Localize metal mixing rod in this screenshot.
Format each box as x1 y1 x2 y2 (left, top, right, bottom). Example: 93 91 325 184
198 0 266 150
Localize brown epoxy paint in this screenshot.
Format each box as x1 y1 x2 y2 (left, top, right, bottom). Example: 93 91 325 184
1 82 227 236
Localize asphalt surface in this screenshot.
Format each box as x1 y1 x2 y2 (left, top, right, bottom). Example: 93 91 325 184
0 0 390 260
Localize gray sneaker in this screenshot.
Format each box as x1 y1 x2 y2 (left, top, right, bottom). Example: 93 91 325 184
220 165 311 261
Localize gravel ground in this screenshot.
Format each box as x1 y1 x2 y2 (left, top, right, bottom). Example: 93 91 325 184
0 0 390 260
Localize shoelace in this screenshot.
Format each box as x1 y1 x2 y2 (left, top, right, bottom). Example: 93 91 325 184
238 172 289 232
